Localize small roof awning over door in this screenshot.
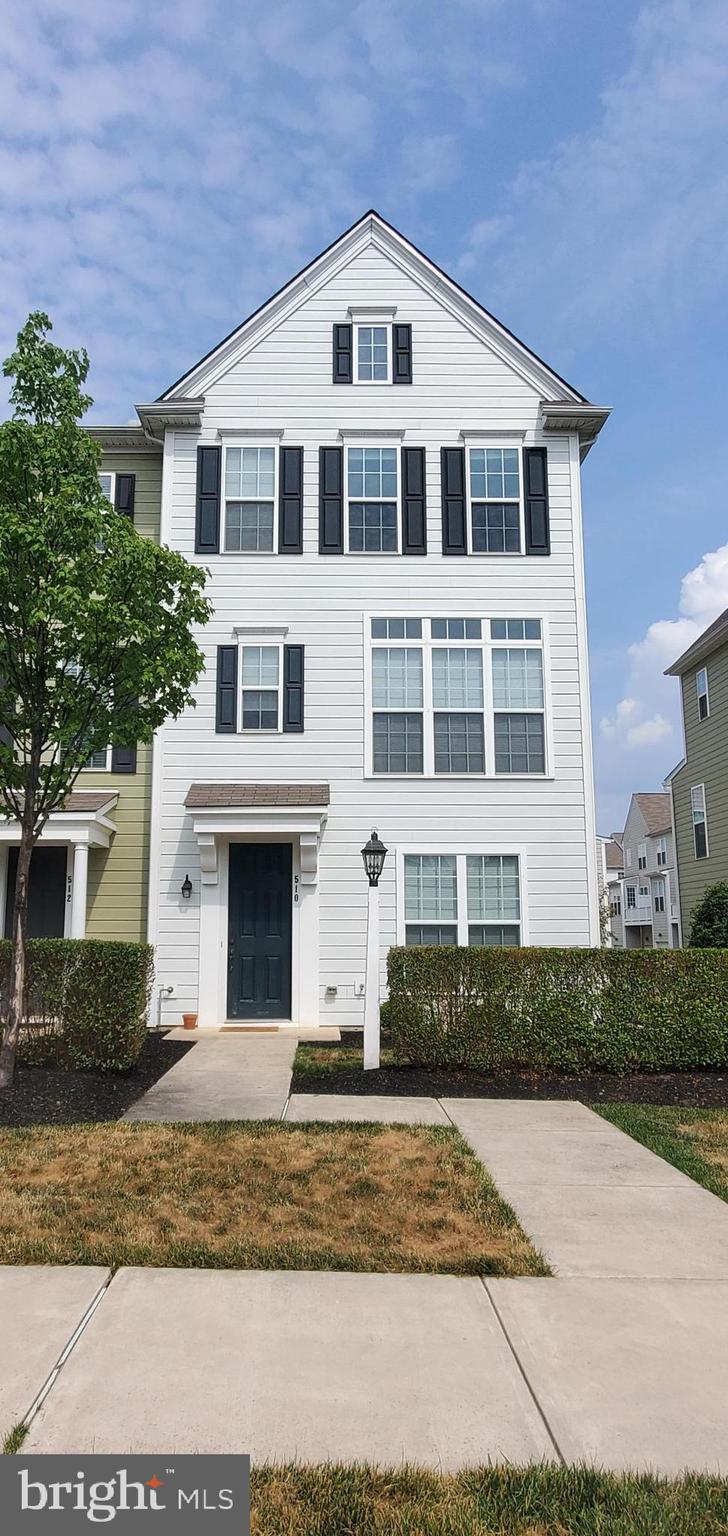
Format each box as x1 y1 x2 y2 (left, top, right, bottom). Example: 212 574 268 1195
184 783 330 886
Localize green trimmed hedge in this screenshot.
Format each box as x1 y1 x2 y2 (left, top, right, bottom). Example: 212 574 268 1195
0 939 153 1071
387 946 728 1073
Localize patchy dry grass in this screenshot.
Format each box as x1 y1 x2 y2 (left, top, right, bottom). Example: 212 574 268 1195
596 1105 728 1202
293 1041 395 1077
0 1121 547 1276
249 1464 728 1536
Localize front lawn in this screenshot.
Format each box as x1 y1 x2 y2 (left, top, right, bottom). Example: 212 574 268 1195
0 1121 547 1276
249 1464 727 1535
596 1104 728 1202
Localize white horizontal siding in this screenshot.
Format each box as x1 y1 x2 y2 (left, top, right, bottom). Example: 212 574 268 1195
153 241 595 1024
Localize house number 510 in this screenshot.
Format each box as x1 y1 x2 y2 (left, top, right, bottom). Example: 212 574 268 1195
293 875 299 905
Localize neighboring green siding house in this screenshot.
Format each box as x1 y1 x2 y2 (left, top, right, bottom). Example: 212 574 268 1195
0 435 161 944
666 608 728 943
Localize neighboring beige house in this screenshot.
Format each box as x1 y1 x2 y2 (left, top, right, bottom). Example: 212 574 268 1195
0 439 160 944
666 607 728 942
606 794 679 949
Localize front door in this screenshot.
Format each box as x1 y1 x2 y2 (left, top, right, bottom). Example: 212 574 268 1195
4 846 67 938
227 843 292 1020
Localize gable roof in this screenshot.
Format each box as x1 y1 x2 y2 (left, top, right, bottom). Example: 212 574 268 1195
632 792 672 836
158 209 600 411
605 839 624 870
665 605 728 676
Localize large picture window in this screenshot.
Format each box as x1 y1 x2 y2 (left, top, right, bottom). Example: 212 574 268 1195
403 852 521 946
369 615 546 776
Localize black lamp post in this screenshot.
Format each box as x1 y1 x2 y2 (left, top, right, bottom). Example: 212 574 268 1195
361 830 388 888
362 831 387 1069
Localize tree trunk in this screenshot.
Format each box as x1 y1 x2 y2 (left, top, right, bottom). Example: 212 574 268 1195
0 821 33 1089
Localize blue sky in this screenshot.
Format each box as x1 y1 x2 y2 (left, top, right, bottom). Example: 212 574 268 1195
1 0 727 833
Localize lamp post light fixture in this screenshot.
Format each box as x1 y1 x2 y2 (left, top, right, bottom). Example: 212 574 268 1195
361 830 387 1070
181 874 193 901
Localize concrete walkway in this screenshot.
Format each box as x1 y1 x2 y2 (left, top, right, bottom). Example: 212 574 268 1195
124 1034 296 1122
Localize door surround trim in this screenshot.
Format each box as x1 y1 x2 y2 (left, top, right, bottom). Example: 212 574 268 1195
226 841 293 1022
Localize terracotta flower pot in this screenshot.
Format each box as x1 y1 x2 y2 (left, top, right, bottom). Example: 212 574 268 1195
182 1013 198 1031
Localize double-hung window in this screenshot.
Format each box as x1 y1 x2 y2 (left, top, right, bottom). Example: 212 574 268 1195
347 447 398 552
467 447 522 553
404 855 458 945
491 619 545 775
403 853 521 947
626 885 636 908
696 667 709 720
638 842 647 871
691 784 708 858
356 325 390 382
240 643 281 731
653 878 666 913
223 446 276 552
83 746 111 771
656 837 667 867
369 616 546 776
371 618 423 773
432 623 485 774
98 472 115 502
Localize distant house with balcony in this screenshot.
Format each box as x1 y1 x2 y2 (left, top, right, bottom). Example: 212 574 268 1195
607 793 679 949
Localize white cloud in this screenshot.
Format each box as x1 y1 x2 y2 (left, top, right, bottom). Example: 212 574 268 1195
598 540 728 776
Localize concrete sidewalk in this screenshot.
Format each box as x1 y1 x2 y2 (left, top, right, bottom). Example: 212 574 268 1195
16 1265 728 1474
124 1034 296 1122
442 1099 728 1277
0 1267 109 1435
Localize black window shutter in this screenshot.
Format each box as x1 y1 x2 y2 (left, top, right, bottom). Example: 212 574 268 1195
195 446 221 554
216 645 238 733
392 324 412 384
524 447 550 555
110 743 137 774
278 446 303 554
114 474 136 520
283 645 304 733
401 447 427 554
332 323 353 384
441 447 467 554
319 446 344 553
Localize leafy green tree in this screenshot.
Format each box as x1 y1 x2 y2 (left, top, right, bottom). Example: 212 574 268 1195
689 883 728 948
0 313 211 1087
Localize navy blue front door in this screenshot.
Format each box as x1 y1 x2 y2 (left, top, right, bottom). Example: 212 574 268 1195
227 843 292 1020
4 846 66 939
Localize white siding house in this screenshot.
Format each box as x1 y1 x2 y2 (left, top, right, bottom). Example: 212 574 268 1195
132 212 609 1029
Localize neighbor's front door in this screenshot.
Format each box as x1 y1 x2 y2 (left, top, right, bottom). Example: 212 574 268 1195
4 846 67 939
227 843 292 1020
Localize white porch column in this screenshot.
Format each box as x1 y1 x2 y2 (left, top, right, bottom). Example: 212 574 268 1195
70 842 89 939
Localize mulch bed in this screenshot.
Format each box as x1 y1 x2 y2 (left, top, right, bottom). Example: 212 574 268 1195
292 1038 728 1108
0 1033 193 1126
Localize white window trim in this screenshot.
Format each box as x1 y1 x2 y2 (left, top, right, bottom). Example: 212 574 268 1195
638 841 647 870
345 444 401 555
656 836 667 866
220 441 278 556
395 845 529 946
464 444 525 557
696 666 710 719
691 782 709 858
364 611 552 779
653 877 666 912
236 631 285 735
352 320 392 385
98 471 115 503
